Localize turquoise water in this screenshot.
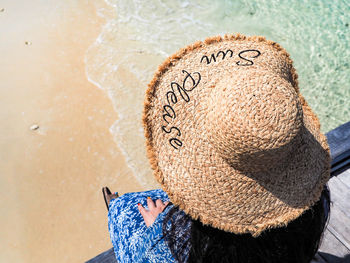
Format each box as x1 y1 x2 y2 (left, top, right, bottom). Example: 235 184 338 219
86 0 350 186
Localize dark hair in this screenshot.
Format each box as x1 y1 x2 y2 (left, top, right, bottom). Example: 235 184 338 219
162 185 330 263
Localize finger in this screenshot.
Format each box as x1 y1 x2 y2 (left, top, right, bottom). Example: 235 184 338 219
147 197 156 210
138 203 152 227
156 199 165 208
138 203 147 217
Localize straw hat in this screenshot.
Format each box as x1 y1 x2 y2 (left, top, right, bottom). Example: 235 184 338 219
142 33 331 237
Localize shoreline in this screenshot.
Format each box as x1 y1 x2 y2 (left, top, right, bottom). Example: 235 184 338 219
0 1 147 262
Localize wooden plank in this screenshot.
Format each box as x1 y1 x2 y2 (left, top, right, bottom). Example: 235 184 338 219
317 168 350 262
327 175 350 218
326 197 350 249
85 248 117 263
331 159 350 177
337 168 350 189
317 251 350 263
326 121 350 166
318 228 350 260
326 121 350 177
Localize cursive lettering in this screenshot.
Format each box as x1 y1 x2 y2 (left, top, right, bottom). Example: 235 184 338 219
200 49 261 66
217 49 233 60
161 70 201 149
236 49 261 66
162 105 176 124
200 53 216 64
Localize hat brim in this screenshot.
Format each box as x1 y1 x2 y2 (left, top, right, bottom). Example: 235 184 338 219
142 34 330 236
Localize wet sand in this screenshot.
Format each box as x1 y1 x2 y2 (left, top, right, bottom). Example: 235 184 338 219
0 1 154 262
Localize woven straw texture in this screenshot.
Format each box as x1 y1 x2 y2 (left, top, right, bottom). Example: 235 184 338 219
142 34 331 237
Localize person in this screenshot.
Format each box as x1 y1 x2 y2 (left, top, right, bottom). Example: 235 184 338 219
103 33 332 263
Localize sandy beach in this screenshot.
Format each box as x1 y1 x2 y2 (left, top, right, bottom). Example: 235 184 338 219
0 1 156 262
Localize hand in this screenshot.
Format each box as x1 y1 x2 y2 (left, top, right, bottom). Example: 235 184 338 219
138 197 170 227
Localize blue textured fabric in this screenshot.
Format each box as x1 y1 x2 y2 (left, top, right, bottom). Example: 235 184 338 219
108 187 330 262
108 189 177 263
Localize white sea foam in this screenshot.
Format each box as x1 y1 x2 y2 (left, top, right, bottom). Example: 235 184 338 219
85 0 350 187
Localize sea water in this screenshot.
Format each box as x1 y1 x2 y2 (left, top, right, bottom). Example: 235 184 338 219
85 0 350 187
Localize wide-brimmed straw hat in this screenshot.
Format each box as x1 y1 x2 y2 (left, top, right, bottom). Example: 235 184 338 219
142 33 331 237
